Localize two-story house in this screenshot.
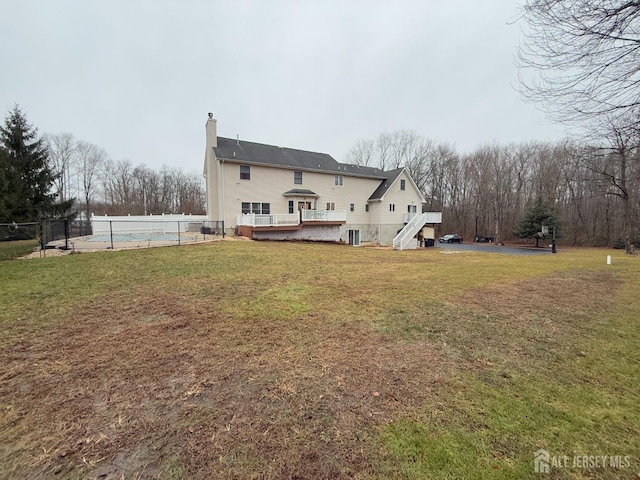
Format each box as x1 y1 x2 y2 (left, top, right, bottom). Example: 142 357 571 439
203 114 441 248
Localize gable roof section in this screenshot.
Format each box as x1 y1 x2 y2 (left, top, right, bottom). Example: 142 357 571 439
214 137 386 179
368 168 404 201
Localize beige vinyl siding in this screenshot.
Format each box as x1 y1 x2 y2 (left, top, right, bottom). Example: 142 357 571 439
379 171 422 224
220 162 381 227
368 201 383 225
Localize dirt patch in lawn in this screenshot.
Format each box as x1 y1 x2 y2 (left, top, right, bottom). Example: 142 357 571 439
455 269 619 321
0 290 452 479
445 269 622 370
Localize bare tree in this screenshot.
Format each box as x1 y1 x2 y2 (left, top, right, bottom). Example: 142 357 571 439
405 138 436 195
374 132 393 171
344 139 374 166
100 159 135 214
45 132 76 202
75 141 108 217
517 0 640 126
586 117 640 252
133 165 153 215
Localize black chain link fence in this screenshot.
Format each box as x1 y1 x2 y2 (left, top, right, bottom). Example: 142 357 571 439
0 222 39 242
1 219 225 254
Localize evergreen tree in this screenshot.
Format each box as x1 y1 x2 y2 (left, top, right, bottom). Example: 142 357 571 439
0 106 73 222
0 146 9 221
515 198 559 247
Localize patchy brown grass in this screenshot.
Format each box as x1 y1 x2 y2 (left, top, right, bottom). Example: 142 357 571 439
1 242 638 479
447 269 622 367
0 287 452 479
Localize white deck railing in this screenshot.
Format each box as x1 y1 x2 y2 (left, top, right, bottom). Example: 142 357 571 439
302 210 347 222
403 212 442 224
237 210 347 227
237 213 299 227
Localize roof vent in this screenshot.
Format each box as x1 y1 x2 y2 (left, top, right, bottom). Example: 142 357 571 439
236 134 239 145
233 152 236 158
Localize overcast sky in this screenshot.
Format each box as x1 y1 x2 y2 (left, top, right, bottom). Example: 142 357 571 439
1 1 567 173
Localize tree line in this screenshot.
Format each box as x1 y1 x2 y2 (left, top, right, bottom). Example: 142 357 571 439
47 131 206 217
344 128 639 248
3 104 636 249
0 106 206 225
516 0 640 253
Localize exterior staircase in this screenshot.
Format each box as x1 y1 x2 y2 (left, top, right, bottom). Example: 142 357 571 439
392 212 442 250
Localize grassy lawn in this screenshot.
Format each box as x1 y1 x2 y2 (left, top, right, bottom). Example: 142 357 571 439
0 239 39 261
0 241 638 479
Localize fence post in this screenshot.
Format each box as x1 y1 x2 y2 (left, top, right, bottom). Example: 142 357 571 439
109 221 114 250
222 220 225 238
64 219 69 251
178 222 181 245
39 220 46 257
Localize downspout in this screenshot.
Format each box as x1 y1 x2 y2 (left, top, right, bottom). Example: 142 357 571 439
220 156 225 230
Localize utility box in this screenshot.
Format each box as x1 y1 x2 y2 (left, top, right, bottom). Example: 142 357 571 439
422 226 435 247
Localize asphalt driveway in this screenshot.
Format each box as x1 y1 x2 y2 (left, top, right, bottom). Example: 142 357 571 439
435 241 556 256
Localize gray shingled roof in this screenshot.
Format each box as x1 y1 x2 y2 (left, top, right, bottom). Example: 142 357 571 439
368 168 404 201
282 189 318 196
214 137 387 179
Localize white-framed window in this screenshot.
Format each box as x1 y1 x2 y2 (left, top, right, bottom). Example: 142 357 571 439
335 175 344 186
288 200 294 214
408 205 417 213
294 171 303 184
241 202 270 214
389 204 395 212
240 165 251 180
350 203 355 212
365 204 369 212
326 202 335 210
400 179 406 190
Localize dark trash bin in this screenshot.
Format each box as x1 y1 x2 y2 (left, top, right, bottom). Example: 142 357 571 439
425 238 435 247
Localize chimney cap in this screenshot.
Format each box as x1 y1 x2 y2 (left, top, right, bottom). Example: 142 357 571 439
208 112 214 119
